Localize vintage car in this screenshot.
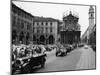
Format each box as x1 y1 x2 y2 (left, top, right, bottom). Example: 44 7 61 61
12 45 47 74
72 44 77 49
56 46 67 57
78 43 84 47
63 44 73 53
12 54 47 74
84 45 88 49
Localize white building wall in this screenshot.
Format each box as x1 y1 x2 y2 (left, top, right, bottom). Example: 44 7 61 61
53 22 58 43
32 20 58 44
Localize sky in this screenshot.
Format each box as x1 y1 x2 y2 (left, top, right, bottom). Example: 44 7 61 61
12 0 95 36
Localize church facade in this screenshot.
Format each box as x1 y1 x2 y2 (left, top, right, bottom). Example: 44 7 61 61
60 11 81 45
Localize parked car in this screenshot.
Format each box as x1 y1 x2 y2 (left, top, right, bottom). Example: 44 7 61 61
56 45 67 57
12 54 47 74
72 44 77 49
84 45 88 49
12 45 47 74
65 45 73 53
78 43 84 47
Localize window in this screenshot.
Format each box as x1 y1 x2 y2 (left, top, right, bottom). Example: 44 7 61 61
22 13 25 18
46 22 48 26
41 22 43 25
41 27 44 33
27 24 29 30
46 27 48 33
37 28 40 33
21 20 24 29
37 22 39 26
17 9 20 16
27 23 31 30
17 18 20 27
14 8 17 14
24 14 26 18
30 17 32 21
50 22 52 26
12 15 16 26
50 27 52 32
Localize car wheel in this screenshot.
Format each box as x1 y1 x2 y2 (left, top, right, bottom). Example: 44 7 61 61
56 52 60 57
22 65 31 73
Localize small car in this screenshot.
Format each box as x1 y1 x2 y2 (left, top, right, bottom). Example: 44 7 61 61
78 43 84 47
84 45 88 49
65 45 73 53
56 47 67 57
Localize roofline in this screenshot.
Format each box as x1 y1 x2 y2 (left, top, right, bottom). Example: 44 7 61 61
11 2 34 18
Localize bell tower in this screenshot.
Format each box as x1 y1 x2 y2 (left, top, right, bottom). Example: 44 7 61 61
89 6 94 28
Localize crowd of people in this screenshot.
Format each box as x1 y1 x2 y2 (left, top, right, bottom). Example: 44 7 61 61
12 41 80 62
12 43 48 62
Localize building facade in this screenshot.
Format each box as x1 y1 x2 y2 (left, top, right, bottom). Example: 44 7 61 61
12 3 33 45
60 11 81 44
12 3 59 45
32 17 58 45
81 5 96 45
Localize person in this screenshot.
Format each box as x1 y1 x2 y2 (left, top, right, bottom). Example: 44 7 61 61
25 47 29 57
36 46 41 53
19 41 22 45
20 47 26 57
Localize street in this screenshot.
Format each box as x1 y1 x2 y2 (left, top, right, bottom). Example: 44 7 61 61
36 45 96 72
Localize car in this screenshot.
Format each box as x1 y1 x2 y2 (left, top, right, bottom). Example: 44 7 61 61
12 54 47 74
84 45 88 49
56 47 67 57
12 45 47 74
78 43 84 47
65 45 73 53
72 44 77 49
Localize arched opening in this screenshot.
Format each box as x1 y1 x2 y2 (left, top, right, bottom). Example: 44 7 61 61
26 32 30 45
48 35 55 44
12 30 17 44
19 32 24 44
33 35 36 44
39 35 45 44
